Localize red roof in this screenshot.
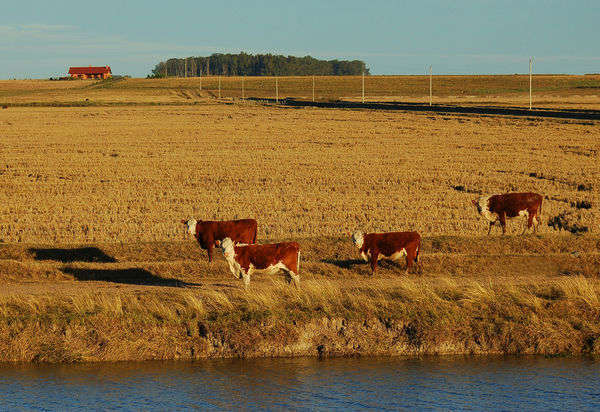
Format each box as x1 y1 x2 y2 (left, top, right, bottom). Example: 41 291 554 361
68 66 112 75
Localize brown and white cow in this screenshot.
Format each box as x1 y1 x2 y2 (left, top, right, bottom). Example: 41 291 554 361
182 218 257 262
472 192 543 235
218 237 300 288
351 231 421 275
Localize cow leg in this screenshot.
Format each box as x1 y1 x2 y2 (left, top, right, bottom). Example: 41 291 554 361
286 270 300 287
370 252 379 275
487 221 495 235
499 212 507 235
412 248 422 274
404 254 412 275
406 247 419 274
528 211 536 230
241 268 252 289
207 244 214 262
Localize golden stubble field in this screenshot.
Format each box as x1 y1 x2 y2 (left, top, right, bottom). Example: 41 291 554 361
0 102 597 243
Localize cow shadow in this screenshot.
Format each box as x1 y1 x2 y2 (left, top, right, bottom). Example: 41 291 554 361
322 258 416 273
322 258 365 270
29 247 117 263
61 266 201 287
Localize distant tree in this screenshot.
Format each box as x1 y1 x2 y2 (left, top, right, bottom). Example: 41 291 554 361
149 53 370 77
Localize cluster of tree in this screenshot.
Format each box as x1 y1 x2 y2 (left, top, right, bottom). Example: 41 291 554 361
149 53 369 77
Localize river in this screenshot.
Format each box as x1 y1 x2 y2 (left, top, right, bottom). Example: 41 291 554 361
1 356 598 410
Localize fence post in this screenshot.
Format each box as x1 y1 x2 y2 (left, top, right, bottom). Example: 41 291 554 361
312 75 315 102
429 65 432 106
362 71 365 103
529 57 533 110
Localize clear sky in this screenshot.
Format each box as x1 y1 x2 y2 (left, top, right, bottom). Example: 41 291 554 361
1 0 598 78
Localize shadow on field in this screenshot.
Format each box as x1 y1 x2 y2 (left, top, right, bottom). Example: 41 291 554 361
61 266 200 287
322 258 365 269
29 247 117 263
323 258 415 274
265 98 600 121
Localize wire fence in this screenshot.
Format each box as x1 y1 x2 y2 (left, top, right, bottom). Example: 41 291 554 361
160 74 600 109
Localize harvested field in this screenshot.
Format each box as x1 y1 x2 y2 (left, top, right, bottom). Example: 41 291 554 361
1 103 597 243
0 78 598 362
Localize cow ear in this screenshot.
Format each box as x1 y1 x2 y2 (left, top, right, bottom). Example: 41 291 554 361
215 240 221 247
181 219 187 224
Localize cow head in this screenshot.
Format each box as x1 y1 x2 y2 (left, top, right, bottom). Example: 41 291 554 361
182 219 197 236
473 196 495 222
351 230 364 249
219 237 235 258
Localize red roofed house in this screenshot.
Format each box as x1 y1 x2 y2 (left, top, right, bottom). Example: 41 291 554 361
68 66 112 79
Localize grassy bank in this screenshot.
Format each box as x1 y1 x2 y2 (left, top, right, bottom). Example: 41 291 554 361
0 235 598 362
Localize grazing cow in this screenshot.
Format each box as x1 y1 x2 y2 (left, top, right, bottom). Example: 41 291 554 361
472 192 543 235
218 237 300 288
182 218 257 262
351 231 421 275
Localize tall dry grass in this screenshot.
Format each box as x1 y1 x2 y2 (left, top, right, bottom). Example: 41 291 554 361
1 269 599 362
0 234 597 361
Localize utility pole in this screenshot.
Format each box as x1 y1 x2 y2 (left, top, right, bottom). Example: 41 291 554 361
218 75 221 99
312 75 315 102
429 65 432 106
529 57 533 110
276 76 279 104
242 76 245 99
362 70 365 103
184 58 187 78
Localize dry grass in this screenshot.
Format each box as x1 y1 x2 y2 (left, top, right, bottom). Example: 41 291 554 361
0 79 598 361
0 103 597 243
0 235 598 361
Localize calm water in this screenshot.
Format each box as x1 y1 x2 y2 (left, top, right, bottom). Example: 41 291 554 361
0 356 599 411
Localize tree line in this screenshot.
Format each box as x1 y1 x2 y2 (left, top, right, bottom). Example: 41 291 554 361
149 53 370 77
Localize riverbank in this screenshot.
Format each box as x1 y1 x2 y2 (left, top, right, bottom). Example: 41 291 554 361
0 235 598 362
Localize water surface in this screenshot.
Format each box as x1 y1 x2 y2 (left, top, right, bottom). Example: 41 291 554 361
1 356 598 410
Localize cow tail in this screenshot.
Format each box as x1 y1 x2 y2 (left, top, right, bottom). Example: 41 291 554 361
253 223 258 244
415 244 420 264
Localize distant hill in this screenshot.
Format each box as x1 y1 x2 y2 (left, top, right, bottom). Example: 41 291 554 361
149 52 370 77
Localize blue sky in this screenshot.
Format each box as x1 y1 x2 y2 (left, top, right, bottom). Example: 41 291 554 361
1 0 598 78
